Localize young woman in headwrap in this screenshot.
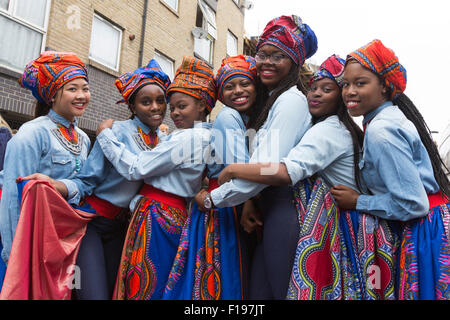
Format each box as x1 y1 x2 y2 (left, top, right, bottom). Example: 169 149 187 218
0 52 91 265
162 55 258 300
196 15 318 300
0 52 91 299
217 55 399 300
94 56 215 300
330 40 450 300
22 59 171 299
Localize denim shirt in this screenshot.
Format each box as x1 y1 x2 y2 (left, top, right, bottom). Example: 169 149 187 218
61 117 166 208
356 102 439 221
207 106 249 179
211 86 312 207
0 109 90 263
97 122 212 204
282 115 358 190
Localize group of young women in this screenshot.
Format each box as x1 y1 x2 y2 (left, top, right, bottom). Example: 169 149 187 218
0 14 448 300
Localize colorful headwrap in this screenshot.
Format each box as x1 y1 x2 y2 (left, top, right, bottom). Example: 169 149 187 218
215 55 257 103
115 59 171 104
19 51 88 105
311 54 346 87
347 39 407 100
167 56 217 114
256 15 318 66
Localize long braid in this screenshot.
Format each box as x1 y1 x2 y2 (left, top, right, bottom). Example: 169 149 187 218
248 63 301 131
336 100 365 192
394 93 450 199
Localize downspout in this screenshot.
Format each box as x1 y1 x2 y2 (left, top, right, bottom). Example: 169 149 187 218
138 0 149 67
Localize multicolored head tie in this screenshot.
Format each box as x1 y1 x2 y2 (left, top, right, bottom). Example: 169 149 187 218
167 56 217 114
347 39 407 100
311 54 346 88
19 51 88 105
256 15 318 66
215 55 257 103
115 59 171 104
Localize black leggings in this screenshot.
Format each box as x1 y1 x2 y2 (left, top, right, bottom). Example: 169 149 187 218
249 186 300 300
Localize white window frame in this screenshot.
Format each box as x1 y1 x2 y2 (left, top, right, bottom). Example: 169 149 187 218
162 0 178 12
194 0 216 64
154 51 174 81
227 30 238 57
0 0 51 73
89 13 123 72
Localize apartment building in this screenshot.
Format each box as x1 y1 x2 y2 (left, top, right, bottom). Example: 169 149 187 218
0 0 247 137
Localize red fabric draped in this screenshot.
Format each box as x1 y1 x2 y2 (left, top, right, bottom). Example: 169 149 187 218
0 181 95 300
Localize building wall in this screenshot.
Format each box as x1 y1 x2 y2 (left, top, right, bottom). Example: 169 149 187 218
0 0 246 135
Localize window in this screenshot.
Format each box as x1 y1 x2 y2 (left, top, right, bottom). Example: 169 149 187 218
232 0 239 5
194 0 216 64
0 0 50 72
89 14 122 71
154 51 174 80
227 31 238 57
162 0 178 11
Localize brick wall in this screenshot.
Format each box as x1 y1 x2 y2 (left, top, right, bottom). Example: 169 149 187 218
0 0 246 133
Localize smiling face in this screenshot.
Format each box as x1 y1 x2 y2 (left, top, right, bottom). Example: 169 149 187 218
130 84 167 130
221 76 256 114
51 78 90 122
342 61 388 117
256 44 293 91
307 78 341 118
169 92 206 129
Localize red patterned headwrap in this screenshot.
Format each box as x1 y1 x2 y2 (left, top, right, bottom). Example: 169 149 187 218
19 51 88 105
347 39 407 100
215 55 257 104
167 57 217 114
256 15 318 66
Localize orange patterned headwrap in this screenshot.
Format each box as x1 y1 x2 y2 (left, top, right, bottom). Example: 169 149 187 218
347 39 407 100
19 51 88 105
167 57 217 114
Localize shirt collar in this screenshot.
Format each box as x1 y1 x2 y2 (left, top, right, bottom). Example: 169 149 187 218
133 116 153 135
194 121 212 129
47 109 77 128
363 101 393 126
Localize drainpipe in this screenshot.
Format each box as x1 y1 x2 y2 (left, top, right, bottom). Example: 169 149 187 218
138 0 149 67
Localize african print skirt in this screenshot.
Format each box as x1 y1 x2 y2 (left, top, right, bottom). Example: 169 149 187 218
162 179 243 300
287 178 399 300
397 193 450 300
113 185 187 300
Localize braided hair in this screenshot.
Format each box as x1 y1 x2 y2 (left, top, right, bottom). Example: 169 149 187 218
393 93 450 200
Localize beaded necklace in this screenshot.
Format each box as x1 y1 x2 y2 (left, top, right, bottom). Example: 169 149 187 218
48 116 83 173
134 126 159 150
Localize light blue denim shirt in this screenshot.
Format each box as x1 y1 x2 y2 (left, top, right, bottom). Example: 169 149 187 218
97 122 212 204
211 86 312 207
356 102 439 221
0 109 90 263
282 115 358 190
207 106 249 179
61 117 166 208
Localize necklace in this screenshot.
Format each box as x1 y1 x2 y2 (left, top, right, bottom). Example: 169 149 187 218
134 126 159 150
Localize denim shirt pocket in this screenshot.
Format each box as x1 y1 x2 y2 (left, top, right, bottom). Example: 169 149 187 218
51 154 73 177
